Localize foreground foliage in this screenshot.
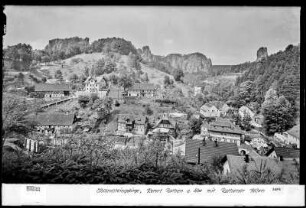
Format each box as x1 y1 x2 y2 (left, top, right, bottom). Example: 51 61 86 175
2 135 299 184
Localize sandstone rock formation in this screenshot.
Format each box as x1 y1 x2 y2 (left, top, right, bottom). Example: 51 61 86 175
140 46 212 74
256 47 268 62
44 37 90 58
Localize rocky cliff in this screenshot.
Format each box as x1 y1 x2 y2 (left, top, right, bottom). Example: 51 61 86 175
91 37 138 55
140 46 212 74
44 37 138 58
165 53 212 73
256 47 268 62
44 37 90 58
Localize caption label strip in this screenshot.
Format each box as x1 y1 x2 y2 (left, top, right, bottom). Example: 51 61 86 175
1 184 305 206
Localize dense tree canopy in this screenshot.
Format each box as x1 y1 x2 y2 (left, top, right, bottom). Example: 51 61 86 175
4 43 33 71
262 93 296 136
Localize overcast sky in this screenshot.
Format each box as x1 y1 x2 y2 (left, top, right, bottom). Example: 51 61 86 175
4 6 300 65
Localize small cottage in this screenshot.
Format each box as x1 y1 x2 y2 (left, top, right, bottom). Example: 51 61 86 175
274 125 300 148
185 139 239 164
200 103 220 118
238 106 255 119
34 113 76 138
76 76 109 99
201 118 244 145
127 83 157 98
35 83 71 101
152 115 177 137
266 147 300 162
222 154 299 183
117 114 148 135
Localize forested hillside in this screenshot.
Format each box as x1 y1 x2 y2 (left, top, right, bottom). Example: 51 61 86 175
224 44 300 135
234 44 300 106
3 37 139 71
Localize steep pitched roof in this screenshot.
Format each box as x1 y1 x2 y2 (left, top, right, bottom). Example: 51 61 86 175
201 103 217 109
208 101 225 110
84 76 97 83
239 106 255 118
35 113 75 126
35 83 71 92
274 147 300 159
185 139 239 164
153 117 176 129
226 155 282 176
238 144 261 157
128 83 157 91
202 119 243 135
221 103 230 112
225 155 299 180
286 125 300 139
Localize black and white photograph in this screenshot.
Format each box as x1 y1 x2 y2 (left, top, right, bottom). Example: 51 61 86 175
1 5 302 205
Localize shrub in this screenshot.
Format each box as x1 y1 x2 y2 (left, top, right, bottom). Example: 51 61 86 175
144 105 153 115
78 95 90 108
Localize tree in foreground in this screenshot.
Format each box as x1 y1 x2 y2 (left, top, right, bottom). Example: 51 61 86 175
262 95 296 136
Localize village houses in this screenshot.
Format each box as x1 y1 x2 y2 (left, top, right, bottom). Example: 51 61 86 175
26 112 77 149
200 103 220 118
35 83 71 101
239 106 255 119
76 76 109 99
222 154 299 181
151 114 177 138
126 83 157 98
266 147 300 162
117 114 148 136
274 125 300 148
34 112 76 137
200 118 244 146
239 105 263 128
185 139 239 164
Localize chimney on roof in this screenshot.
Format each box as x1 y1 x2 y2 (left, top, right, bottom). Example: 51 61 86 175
202 138 206 146
279 155 284 161
214 140 218 147
197 147 201 164
244 155 250 163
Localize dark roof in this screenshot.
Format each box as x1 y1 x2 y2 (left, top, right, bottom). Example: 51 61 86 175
85 76 107 83
128 83 157 91
118 114 147 125
238 144 261 157
35 83 71 92
225 155 299 180
274 147 300 158
153 117 176 129
286 125 300 139
185 139 239 164
201 103 216 108
203 119 243 135
35 113 75 126
226 155 281 176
